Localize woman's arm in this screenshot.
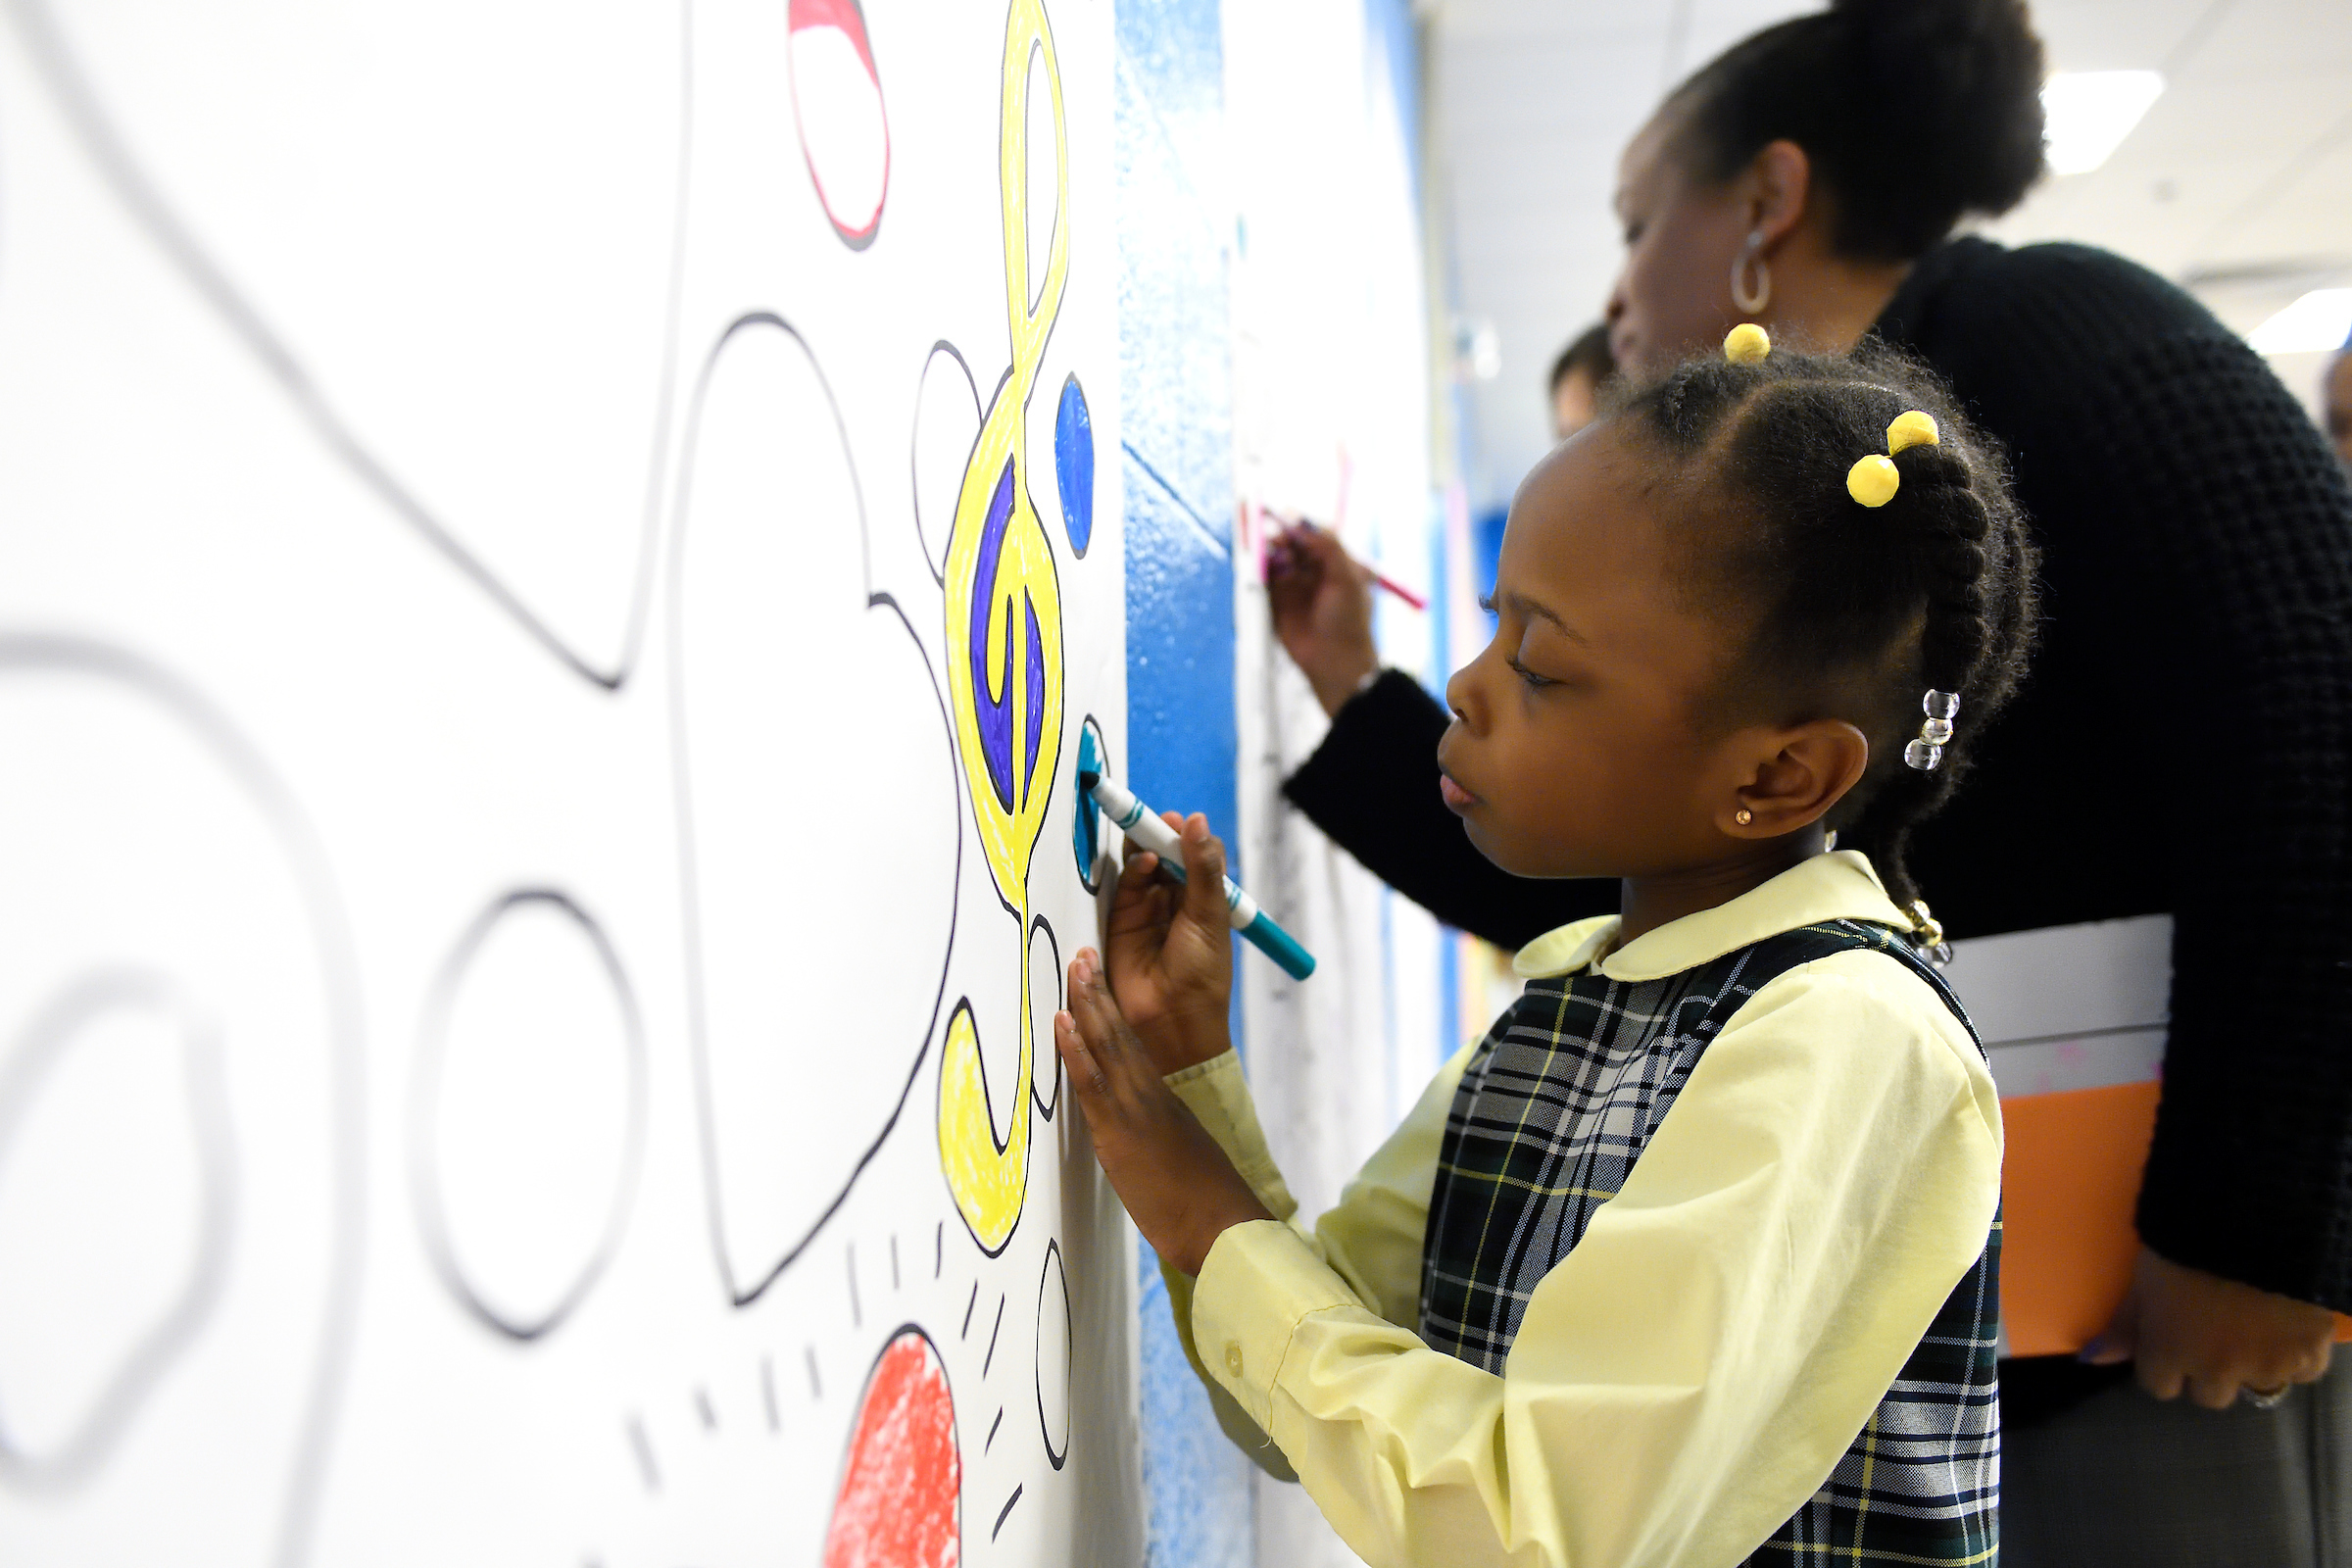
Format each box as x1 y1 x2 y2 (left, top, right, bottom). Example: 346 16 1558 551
1897 243 2352 1391
2047 325 2352 1312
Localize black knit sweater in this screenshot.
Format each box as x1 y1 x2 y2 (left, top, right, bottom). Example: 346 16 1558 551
1287 237 2352 1316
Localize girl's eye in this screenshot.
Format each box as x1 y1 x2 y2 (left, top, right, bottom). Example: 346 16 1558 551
1509 658 1556 690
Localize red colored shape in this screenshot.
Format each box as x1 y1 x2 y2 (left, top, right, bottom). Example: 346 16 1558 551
789 0 879 76
788 0 891 249
825 1329 960 1568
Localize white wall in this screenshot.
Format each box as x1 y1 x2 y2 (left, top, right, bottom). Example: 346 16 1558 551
0 2 1139 1563
1225 2 1446 1563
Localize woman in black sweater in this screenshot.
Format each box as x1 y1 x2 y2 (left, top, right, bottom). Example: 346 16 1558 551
1274 0 2352 1560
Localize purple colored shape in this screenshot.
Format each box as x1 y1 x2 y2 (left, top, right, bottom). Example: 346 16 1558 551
968 461 1018 812
1023 594 1047 801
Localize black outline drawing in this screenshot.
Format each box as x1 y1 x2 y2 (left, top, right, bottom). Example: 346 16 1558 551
1028 914 1061 1119
1 0 695 691
626 1415 660 1493
825 1325 960 1564
0 970 234 1485
910 340 982 587
409 889 649 1343
0 634 366 1568
786 0 891 251
669 313 960 1306
1034 1239 1070 1471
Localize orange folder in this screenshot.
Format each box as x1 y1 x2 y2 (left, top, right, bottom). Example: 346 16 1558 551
1999 1081 2352 1356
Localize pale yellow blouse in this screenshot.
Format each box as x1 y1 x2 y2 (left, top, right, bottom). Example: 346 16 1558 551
1158 851 2002 1568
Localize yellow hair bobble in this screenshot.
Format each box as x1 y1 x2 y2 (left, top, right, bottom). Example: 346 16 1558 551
1723 322 1771 364
1886 410 1940 454
1847 410 1938 506
1847 454 1900 507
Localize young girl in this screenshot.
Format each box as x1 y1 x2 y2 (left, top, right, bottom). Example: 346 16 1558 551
1054 333 2035 1567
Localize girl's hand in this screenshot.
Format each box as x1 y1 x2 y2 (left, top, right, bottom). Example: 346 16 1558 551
1265 519 1377 717
1054 949 1272 1276
1102 811 1233 1075
2083 1247 2336 1408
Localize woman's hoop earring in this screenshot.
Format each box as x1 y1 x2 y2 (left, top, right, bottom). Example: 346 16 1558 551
1731 229 1772 315
1734 808 1754 827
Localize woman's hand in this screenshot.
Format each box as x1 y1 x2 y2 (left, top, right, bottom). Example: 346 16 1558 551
1102 811 1234 1075
1265 518 1378 717
2083 1247 2336 1407
1054 948 1273 1276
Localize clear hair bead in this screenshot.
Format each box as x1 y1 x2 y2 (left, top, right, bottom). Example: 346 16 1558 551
1904 738 1944 771
1924 690 1960 720
1922 717 1954 745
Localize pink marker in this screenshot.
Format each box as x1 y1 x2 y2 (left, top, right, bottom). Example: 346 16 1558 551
1367 569 1427 612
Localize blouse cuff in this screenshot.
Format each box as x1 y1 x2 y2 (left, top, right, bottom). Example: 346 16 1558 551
1191 1218 1359 1431
1166 1052 1298 1222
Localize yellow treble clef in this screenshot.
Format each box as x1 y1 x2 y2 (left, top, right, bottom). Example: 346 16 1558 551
939 0 1068 1254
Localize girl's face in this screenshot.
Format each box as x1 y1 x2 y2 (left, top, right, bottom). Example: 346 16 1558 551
1605 116 1754 374
1438 424 1748 879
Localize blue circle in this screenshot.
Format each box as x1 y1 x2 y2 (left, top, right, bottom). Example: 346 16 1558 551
1054 374 1094 557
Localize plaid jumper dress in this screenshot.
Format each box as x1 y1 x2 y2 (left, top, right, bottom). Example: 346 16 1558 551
1419 919 2000 1565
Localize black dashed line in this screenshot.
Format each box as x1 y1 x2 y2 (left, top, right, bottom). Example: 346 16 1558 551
847 1245 861 1328
983 1295 1005 1376
806 1345 823 1400
626 1416 660 1492
961 1281 979 1339
993 1485 1023 1541
696 1387 716 1431
935 1221 944 1278
986 1405 1004 1453
891 1234 901 1291
762 1357 779 1432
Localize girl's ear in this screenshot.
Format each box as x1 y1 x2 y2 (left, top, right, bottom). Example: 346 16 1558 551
1722 718 1869 837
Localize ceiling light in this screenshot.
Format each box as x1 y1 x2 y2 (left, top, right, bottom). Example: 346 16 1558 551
2041 71 2165 175
2247 289 2352 355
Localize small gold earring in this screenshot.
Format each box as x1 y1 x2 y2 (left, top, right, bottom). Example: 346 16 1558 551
1734 808 1754 827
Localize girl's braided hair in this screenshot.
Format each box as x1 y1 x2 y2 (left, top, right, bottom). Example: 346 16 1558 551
1610 341 2039 910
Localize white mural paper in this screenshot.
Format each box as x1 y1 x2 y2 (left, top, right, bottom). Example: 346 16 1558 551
0 0 1136 1562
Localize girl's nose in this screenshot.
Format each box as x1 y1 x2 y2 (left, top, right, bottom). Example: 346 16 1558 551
1444 661 1484 735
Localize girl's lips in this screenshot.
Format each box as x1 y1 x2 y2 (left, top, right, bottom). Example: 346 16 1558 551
1438 771 1479 813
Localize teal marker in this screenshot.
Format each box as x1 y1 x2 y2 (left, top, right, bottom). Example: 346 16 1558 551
1076 735 1316 981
